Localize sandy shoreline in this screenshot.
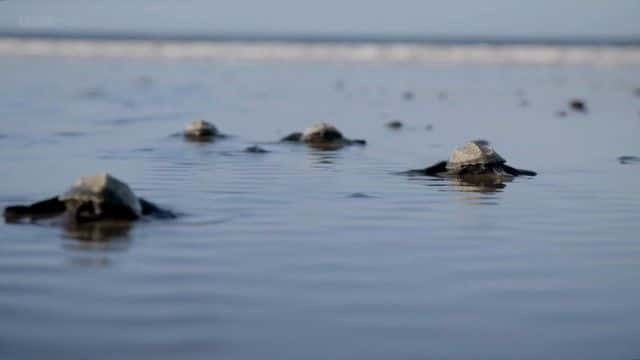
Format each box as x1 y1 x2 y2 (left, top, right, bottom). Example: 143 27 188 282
2 37 640 65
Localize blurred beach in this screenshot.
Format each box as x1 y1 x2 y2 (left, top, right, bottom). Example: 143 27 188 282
1 31 640 65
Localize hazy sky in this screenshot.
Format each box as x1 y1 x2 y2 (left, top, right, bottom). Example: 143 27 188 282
1 0 639 38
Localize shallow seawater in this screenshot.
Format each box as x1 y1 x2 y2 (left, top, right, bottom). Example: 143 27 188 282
1 56 640 360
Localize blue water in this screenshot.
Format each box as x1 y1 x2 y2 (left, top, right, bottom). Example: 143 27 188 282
1 55 640 360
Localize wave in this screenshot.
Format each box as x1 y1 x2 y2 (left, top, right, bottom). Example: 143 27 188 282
1 35 639 65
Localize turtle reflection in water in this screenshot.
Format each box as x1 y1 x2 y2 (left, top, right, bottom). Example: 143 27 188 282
64 220 134 242
4 173 175 238
405 140 537 189
281 122 366 150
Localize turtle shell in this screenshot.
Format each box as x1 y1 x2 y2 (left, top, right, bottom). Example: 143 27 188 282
184 120 218 137
301 123 344 143
58 173 142 219
446 140 506 171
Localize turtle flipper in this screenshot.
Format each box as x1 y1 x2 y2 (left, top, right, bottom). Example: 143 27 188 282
348 139 367 146
404 161 448 176
502 164 537 176
422 161 448 176
280 132 303 142
139 198 176 219
3 196 66 221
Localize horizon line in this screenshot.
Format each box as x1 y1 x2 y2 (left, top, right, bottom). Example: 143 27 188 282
1 28 640 47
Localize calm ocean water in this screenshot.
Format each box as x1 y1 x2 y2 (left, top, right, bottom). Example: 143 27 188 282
1 39 640 359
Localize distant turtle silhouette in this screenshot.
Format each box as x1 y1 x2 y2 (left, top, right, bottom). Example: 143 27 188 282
618 156 640 165
569 99 587 112
385 120 404 129
281 122 366 150
183 120 225 141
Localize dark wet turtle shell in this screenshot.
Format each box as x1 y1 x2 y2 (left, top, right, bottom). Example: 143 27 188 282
446 140 506 171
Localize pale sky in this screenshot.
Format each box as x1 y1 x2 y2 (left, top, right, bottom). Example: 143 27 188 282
0 0 639 38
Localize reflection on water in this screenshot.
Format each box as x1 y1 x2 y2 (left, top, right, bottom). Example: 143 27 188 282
62 220 133 242
5 215 134 243
61 223 132 267
307 148 342 167
448 180 504 205
3 214 133 243
404 173 508 206
448 176 509 193
405 173 509 193
64 255 112 267
62 234 130 267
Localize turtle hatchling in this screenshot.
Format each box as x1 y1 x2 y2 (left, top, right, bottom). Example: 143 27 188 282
406 140 537 178
183 119 221 141
280 122 366 149
4 173 175 223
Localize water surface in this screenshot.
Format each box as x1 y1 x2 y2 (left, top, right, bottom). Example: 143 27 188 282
1 55 640 360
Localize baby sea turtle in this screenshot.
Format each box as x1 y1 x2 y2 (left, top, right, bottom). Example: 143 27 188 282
183 119 222 141
281 122 366 150
569 99 587 112
406 140 537 178
386 120 404 129
4 173 174 223
618 155 640 165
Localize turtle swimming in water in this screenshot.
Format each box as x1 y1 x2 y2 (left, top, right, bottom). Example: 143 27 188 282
281 122 366 150
3 173 175 224
183 119 224 141
406 140 537 180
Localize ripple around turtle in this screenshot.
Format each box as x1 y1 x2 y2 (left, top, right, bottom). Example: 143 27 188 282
100 112 192 127
52 131 87 138
347 192 376 199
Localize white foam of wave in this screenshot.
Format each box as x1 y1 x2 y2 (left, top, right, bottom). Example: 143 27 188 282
1 38 639 65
